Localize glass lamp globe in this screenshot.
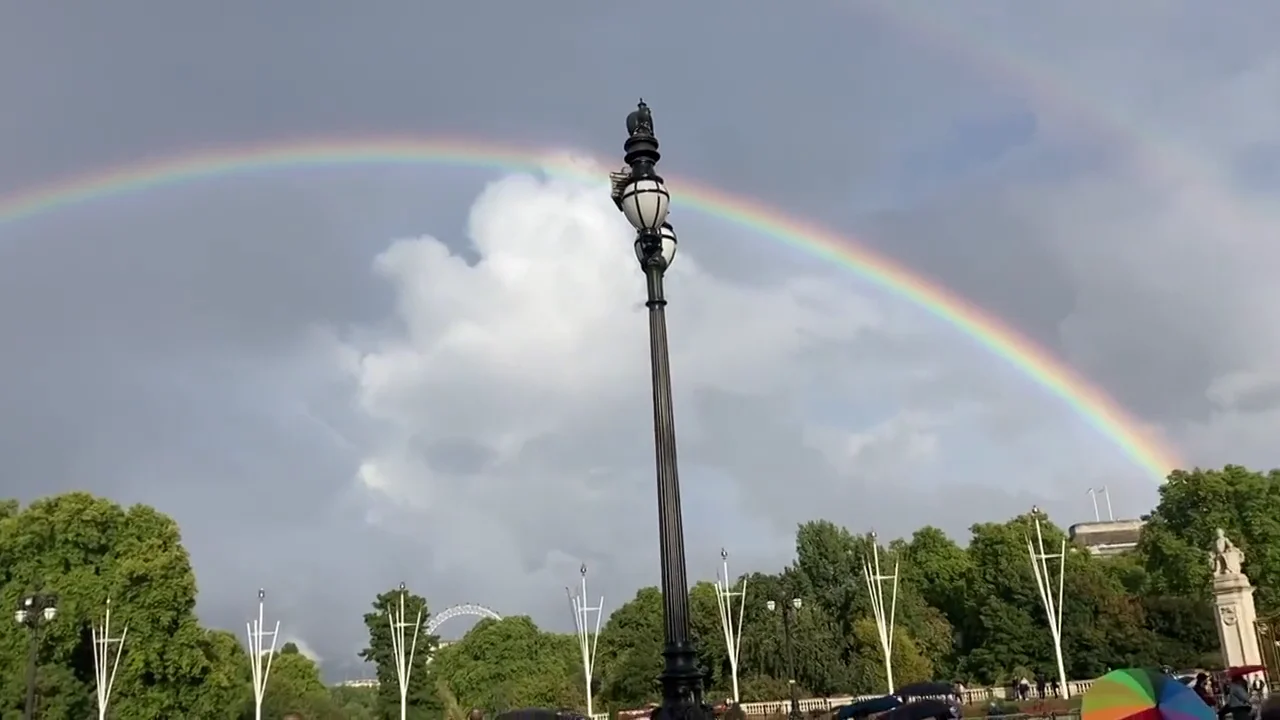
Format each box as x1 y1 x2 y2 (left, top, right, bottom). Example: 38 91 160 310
618 176 670 232
14 609 26 624
765 600 776 612
634 223 679 269
42 606 56 621
792 597 803 610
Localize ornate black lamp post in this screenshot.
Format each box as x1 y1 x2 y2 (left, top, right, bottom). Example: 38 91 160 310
14 592 58 720
766 597 804 720
609 101 705 720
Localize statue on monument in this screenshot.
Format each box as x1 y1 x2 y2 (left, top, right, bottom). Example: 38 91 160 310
1211 528 1245 576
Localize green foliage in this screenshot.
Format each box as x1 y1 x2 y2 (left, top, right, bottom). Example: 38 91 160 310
330 684 378 719
254 642 338 718
0 494 251 719
360 586 441 719
1138 466 1280 610
434 616 582 712
3 468 1274 717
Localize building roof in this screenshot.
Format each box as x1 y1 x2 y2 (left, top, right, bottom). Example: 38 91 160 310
1068 519 1145 549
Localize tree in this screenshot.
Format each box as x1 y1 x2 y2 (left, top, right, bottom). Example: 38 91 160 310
1138 466 1280 611
845 616 933 695
957 513 1069 683
250 642 338 719
3 484 1263 713
597 587 664 709
900 526 972 633
360 586 441 719
0 494 250 719
433 616 581 712
330 684 378 720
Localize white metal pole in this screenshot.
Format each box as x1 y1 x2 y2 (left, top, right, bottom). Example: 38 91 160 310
568 564 603 717
1101 486 1114 522
1026 508 1070 699
862 530 898 694
245 589 280 720
714 548 747 704
1087 488 1100 522
387 582 424 720
92 597 128 720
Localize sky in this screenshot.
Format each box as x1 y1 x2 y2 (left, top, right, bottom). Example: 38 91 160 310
2 1 1279 676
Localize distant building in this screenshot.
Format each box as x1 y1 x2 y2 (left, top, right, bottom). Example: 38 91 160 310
1068 519 1145 556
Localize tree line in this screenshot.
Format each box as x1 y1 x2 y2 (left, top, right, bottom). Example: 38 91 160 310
1 466 1276 717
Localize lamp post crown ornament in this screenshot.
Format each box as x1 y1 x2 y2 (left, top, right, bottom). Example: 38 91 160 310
581 564 588 576
626 99 654 137
721 548 728 560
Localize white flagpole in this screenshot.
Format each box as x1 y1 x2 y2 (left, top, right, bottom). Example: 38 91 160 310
245 589 281 720
568 564 603 716
862 530 898 694
388 582 424 720
1027 507 1070 699
92 597 128 720
714 548 747 704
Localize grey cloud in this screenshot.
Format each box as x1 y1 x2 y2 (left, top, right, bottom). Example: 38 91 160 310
2 0 1277 679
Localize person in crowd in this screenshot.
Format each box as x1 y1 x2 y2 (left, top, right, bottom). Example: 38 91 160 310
1017 677 1030 701
1050 678 1060 698
1221 676 1252 720
952 680 967 705
1194 673 1217 708
1035 674 1046 700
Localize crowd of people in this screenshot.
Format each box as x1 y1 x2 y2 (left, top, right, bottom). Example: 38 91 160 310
1191 673 1270 720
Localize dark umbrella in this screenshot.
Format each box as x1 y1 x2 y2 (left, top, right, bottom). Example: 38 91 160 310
1224 666 1266 680
496 710 588 720
880 699 958 720
835 695 904 719
896 683 957 700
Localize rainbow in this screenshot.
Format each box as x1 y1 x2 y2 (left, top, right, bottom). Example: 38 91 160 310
0 136 1180 481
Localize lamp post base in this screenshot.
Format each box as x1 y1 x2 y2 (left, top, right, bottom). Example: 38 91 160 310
651 702 715 720
651 642 713 720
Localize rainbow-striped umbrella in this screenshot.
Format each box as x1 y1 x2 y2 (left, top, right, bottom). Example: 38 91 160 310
1083 669 1215 720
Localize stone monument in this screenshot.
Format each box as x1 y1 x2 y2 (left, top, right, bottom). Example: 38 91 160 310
1210 529 1263 671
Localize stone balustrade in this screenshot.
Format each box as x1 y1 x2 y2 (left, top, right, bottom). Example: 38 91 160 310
593 678 1098 719
736 679 1096 716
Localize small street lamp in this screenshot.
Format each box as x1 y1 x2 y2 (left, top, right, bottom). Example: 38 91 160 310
15 592 58 720
609 100 704 720
766 596 804 720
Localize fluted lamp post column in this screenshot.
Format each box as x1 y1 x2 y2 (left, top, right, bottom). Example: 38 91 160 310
610 100 708 720
767 597 804 720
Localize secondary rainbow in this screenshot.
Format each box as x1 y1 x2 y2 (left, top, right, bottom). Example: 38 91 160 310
0 136 1181 480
